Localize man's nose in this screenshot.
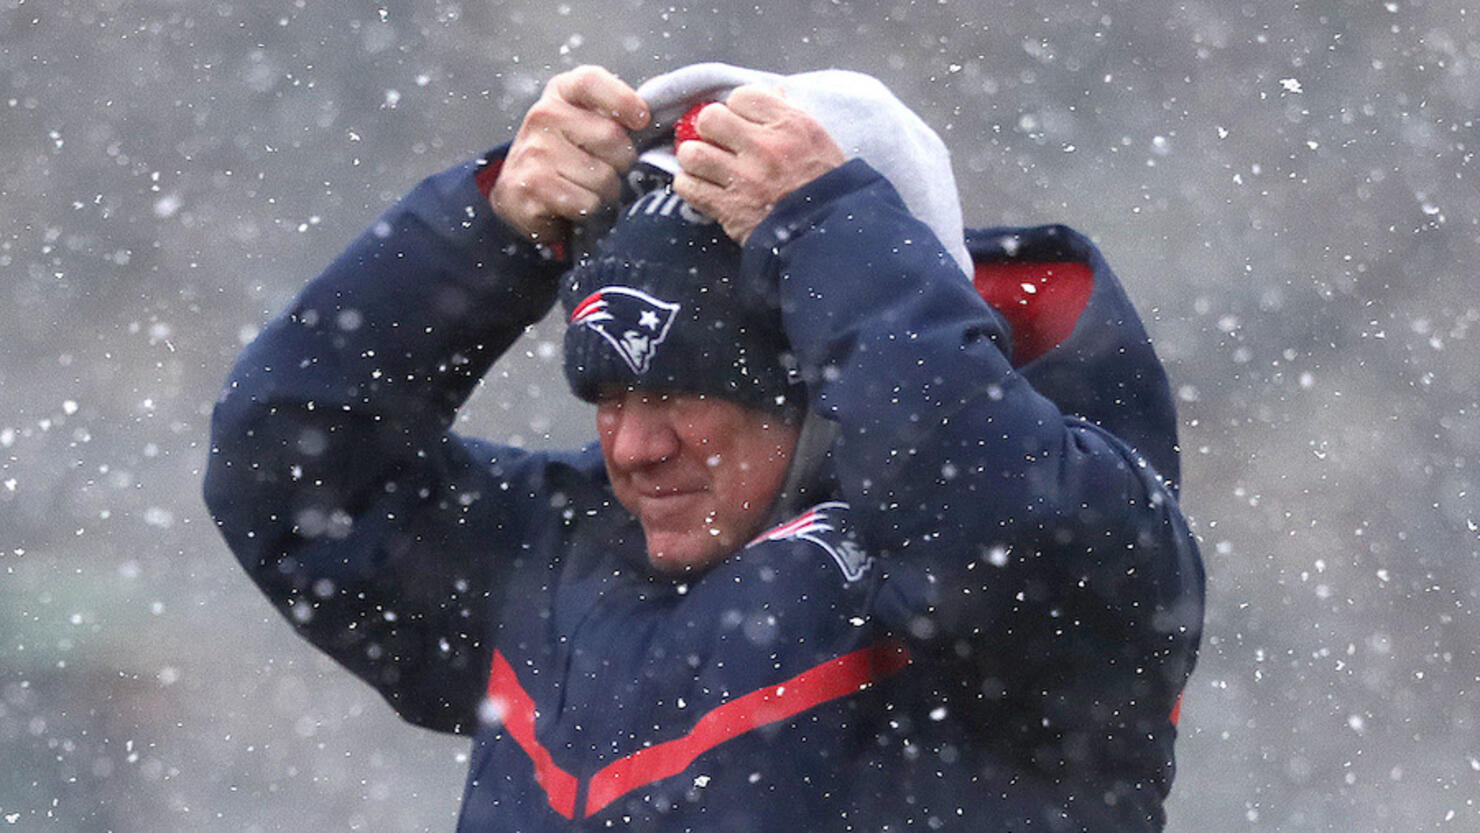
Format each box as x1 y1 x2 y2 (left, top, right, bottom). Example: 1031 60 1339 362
608 402 681 467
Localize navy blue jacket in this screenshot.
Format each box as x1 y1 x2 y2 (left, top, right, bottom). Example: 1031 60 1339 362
205 148 1204 831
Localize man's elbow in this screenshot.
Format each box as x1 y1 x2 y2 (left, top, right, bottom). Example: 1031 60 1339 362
201 395 292 562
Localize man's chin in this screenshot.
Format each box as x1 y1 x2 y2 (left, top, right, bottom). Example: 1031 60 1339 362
643 533 729 574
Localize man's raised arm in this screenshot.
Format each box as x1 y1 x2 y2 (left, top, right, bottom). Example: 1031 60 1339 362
680 84 1199 678
680 90 1202 798
203 66 646 733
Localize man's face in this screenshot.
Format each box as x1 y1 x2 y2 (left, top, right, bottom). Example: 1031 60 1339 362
597 389 800 574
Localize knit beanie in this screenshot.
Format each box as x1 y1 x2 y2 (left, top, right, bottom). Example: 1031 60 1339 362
562 62 968 421
560 166 802 418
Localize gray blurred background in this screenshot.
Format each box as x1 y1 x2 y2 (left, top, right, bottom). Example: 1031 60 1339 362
2 1 1476 830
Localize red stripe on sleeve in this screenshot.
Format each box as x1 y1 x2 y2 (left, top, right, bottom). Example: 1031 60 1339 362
474 157 505 200
583 640 913 817
486 651 579 819
972 260 1094 365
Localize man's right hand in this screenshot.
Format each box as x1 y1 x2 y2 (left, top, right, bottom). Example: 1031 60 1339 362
491 65 650 245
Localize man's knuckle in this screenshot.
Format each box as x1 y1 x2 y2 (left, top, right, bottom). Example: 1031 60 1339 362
520 141 553 165
524 105 561 132
573 190 601 216
674 176 706 205
730 85 763 105
526 172 562 201
675 142 701 167
696 104 723 134
595 121 631 153
559 65 591 85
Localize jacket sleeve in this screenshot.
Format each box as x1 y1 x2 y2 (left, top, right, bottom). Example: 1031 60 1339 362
743 160 1204 745
203 148 570 734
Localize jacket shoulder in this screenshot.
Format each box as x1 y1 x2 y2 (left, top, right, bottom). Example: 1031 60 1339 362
965 223 1183 492
746 501 872 584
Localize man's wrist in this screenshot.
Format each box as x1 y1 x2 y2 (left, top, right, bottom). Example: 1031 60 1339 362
476 145 573 266
742 159 885 255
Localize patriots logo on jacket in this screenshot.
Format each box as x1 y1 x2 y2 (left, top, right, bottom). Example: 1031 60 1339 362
750 501 872 582
569 286 680 375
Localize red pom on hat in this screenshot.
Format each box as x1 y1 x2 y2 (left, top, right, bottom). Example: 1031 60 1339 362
673 101 716 152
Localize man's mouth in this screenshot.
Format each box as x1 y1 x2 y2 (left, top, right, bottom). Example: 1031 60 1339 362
640 485 703 499
630 476 706 498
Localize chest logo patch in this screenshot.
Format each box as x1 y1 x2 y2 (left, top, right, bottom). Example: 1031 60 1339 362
570 286 680 374
750 501 872 582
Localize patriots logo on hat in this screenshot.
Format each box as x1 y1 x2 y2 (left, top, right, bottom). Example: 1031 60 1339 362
570 286 680 375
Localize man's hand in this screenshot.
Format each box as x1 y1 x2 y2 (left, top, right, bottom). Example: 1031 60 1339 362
673 86 846 246
491 65 650 244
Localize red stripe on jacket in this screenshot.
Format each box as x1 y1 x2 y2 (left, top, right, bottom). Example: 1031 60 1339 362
584 640 912 816
485 640 912 819
485 651 579 819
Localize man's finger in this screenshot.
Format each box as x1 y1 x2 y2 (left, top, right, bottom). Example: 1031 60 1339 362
553 66 650 131
672 171 725 222
724 85 792 124
675 139 738 189
693 102 759 154
556 151 623 207
538 173 604 222
554 103 638 169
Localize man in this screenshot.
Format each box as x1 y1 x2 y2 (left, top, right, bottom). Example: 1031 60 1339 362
205 63 1204 831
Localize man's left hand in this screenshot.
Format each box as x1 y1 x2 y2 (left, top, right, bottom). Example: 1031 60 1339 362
673 86 846 246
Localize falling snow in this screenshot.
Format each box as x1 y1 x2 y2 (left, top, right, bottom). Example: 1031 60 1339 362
0 3 1474 832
